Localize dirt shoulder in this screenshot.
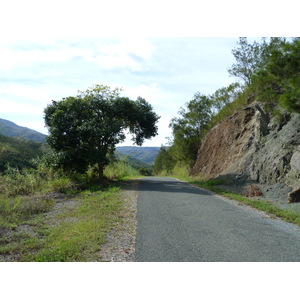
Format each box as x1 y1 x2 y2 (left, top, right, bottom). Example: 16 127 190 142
97 179 139 262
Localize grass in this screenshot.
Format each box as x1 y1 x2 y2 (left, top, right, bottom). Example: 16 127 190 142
28 186 123 262
0 160 141 262
175 176 300 227
104 161 141 180
0 184 124 262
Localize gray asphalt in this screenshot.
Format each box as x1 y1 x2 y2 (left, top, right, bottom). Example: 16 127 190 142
135 177 300 262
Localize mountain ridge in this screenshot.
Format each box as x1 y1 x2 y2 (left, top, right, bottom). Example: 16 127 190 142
116 146 160 165
0 118 46 143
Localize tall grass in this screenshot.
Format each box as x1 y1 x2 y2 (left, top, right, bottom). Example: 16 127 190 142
104 161 140 180
0 159 137 261
0 164 74 197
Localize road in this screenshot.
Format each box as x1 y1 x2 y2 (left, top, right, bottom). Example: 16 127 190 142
135 177 300 262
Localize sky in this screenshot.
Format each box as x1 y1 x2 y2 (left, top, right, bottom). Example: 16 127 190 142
0 1 297 148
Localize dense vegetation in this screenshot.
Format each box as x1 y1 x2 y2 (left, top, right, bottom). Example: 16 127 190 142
44 84 159 178
0 143 145 261
0 84 159 261
0 134 47 172
154 37 300 176
116 146 160 165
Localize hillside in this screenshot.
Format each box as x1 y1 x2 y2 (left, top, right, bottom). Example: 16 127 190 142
190 103 300 203
116 146 160 165
0 118 46 143
115 150 153 174
0 134 46 171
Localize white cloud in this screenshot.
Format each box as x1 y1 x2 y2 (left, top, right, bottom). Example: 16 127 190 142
0 38 154 75
84 38 154 71
0 37 260 147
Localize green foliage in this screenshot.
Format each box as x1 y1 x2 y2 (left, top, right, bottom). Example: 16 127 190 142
104 161 140 180
279 78 300 112
0 163 73 197
228 37 266 86
44 84 159 178
154 146 175 175
0 134 47 172
115 151 153 176
0 179 124 261
227 37 286 87
31 186 122 262
169 93 212 165
238 37 300 112
156 37 300 177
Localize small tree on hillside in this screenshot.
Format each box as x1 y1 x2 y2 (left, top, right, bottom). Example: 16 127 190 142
169 93 212 165
44 84 160 178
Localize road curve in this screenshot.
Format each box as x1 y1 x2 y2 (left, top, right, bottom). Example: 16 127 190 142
135 177 300 262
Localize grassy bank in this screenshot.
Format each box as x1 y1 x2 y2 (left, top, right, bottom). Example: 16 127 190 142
0 161 140 262
175 176 300 227
0 181 127 261
29 186 123 262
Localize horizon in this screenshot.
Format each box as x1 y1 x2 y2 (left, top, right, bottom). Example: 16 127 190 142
0 37 256 147
0 2 296 148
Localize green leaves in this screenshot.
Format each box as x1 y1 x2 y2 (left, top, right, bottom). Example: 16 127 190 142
44 84 159 177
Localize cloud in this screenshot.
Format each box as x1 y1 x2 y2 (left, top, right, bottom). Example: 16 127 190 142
0 37 243 147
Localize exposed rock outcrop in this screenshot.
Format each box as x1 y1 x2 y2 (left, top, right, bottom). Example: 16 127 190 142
190 103 300 196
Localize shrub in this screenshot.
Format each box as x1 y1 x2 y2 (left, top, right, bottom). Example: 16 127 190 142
104 161 140 180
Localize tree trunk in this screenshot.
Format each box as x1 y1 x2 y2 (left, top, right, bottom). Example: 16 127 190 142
98 161 104 181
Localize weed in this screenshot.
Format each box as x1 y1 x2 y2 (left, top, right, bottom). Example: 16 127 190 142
24 185 123 262
104 161 140 180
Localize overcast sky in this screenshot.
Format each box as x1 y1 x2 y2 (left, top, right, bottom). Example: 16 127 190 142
0 0 297 147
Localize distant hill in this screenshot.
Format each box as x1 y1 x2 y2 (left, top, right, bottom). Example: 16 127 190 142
0 134 47 172
115 150 151 169
116 146 160 165
0 118 47 143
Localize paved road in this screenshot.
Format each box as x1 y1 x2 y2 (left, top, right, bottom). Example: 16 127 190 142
135 177 300 262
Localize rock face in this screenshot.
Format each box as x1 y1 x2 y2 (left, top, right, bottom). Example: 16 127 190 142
190 103 300 191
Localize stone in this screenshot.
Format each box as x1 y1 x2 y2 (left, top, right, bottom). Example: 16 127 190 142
290 151 300 172
244 184 263 197
288 188 300 203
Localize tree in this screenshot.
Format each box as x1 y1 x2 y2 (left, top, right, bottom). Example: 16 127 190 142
266 38 300 112
169 93 212 165
228 37 262 86
209 82 241 111
245 37 300 111
227 37 281 86
44 84 160 178
154 145 174 174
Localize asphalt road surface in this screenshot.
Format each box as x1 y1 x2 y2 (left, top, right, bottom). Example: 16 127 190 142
135 177 300 262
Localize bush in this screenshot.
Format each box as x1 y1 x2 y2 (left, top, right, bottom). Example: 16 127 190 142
104 161 140 180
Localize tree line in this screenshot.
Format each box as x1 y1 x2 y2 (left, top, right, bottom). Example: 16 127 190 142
154 37 300 175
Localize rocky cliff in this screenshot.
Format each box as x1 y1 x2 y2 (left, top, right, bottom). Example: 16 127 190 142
190 103 300 201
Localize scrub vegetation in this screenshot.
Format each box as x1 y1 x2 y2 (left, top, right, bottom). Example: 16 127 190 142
0 158 141 261
0 83 159 261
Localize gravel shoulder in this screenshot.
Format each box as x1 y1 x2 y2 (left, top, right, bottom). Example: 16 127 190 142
97 180 139 262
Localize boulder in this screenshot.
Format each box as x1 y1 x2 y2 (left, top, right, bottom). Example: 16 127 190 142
288 188 300 203
244 184 263 197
